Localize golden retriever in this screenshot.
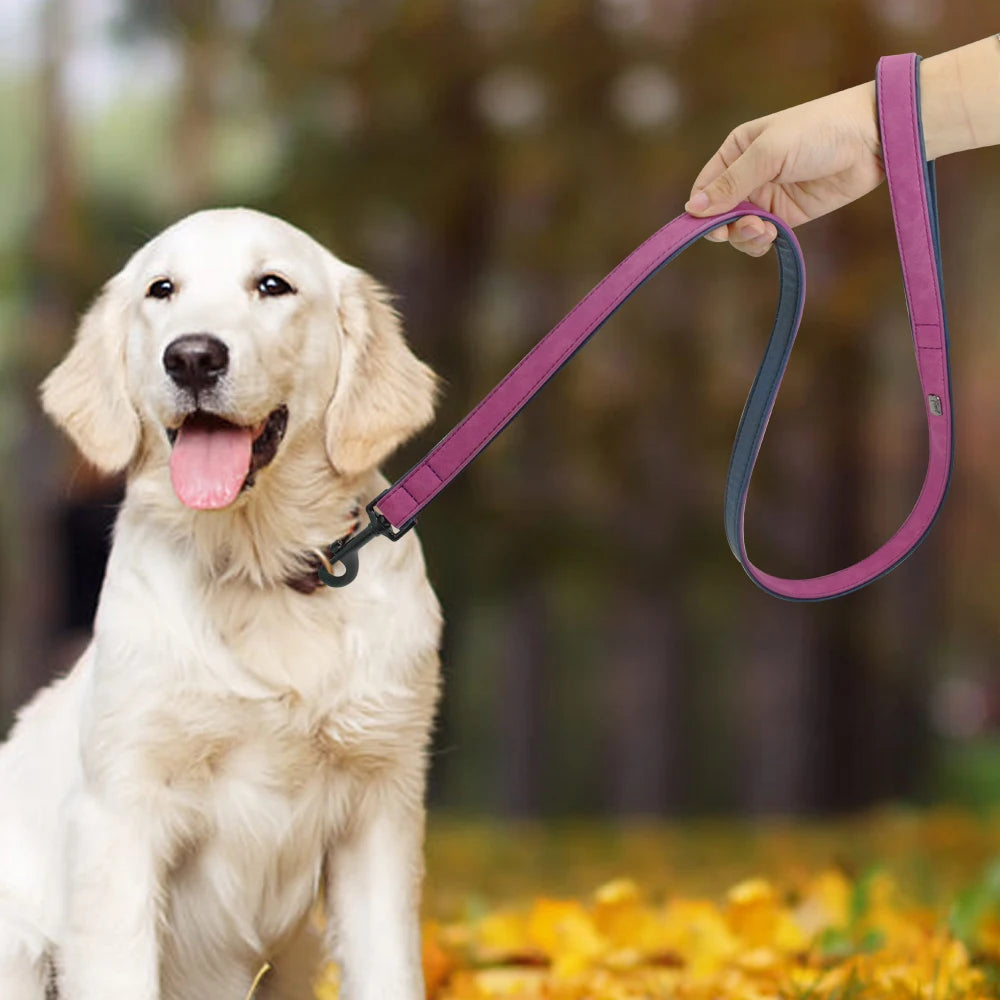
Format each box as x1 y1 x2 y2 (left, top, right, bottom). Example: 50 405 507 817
0 208 442 1000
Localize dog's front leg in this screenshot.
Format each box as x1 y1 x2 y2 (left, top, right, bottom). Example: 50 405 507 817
327 782 426 1000
59 791 161 1000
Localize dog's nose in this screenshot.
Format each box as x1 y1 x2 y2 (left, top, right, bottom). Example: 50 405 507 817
163 334 229 392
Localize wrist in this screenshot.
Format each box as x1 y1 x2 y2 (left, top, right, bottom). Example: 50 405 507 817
918 50 969 159
919 37 1000 159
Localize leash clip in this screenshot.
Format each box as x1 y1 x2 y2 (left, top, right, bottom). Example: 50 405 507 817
318 492 417 588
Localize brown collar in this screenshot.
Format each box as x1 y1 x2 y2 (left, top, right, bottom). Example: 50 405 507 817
284 505 362 594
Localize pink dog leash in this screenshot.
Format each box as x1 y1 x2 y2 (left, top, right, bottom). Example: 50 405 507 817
320 54 953 600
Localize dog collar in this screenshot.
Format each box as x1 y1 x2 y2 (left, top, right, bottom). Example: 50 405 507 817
286 504 362 593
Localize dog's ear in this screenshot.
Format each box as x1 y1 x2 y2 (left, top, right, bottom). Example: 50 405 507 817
324 272 437 476
40 278 140 473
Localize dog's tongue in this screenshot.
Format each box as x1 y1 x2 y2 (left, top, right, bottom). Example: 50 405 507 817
169 420 252 510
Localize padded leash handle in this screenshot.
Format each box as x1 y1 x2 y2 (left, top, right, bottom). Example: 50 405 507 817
323 53 952 601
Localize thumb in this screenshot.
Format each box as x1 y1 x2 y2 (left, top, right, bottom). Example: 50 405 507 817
686 138 773 216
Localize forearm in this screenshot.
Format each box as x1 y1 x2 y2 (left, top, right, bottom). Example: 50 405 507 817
919 35 1000 159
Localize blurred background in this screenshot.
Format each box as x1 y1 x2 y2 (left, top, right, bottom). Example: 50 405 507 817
1 0 998 820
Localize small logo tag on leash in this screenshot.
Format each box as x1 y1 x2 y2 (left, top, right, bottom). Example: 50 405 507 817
928 394 943 416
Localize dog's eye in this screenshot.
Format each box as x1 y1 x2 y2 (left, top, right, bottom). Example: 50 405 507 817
146 278 175 300
257 274 295 297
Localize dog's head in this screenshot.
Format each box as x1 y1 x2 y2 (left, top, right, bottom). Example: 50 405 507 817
41 208 436 512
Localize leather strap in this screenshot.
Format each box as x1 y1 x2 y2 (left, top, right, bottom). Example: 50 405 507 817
323 53 952 600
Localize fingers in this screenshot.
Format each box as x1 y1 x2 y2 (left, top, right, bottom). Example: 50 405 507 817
729 218 777 256
686 129 776 217
688 124 759 201
686 120 787 254
703 216 778 256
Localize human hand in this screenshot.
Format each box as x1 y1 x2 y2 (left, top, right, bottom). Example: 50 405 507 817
686 82 884 255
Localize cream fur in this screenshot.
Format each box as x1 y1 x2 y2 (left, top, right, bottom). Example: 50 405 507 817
0 208 442 1000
